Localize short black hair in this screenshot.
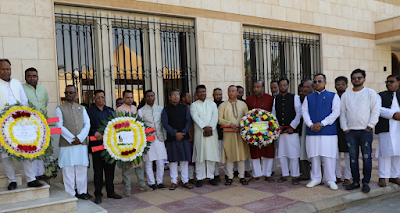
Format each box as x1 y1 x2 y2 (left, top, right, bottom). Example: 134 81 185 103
254 81 265 87
25 67 37 75
335 76 348 84
387 74 400 81
180 91 190 101
270 80 278 85
314 73 326 81
144 89 154 97
351 69 366 78
196 84 206 93
116 98 122 102
169 88 180 96
123 90 133 97
0 59 11 65
66 85 77 92
278 78 290 85
94 90 105 96
298 83 303 88
236 85 244 90
213 88 222 93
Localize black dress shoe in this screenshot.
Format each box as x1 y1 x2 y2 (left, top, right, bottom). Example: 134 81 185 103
196 180 203 187
95 196 102 204
157 183 166 189
245 171 252 177
8 182 17 190
345 182 360 190
209 179 218 186
27 180 43 187
76 193 89 200
362 184 370 193
214 175 221 182
107 193 123 199
86 193 93 199
150 184 158 190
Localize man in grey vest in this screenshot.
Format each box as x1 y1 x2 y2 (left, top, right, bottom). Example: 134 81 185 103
138 90 167 190
55 85 91 199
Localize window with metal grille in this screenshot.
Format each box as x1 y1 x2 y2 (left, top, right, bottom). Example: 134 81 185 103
55 6 197 108
243 27 321 96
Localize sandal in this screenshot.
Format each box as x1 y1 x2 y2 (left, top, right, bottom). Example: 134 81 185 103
169 183 178 190
277 177 288 183
225 179 233 186
292 177 300 185
240 178 249 185
265 177 275 183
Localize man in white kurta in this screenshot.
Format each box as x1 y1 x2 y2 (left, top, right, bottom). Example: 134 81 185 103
138 90 168 190
55 85 90 198
191 85 221 187
272 78 302 184
375 75 400 186
302 74 340 190
0 59 42 190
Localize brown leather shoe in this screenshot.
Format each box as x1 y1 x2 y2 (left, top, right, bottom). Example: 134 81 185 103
169 183 178 190
342 179 351 186
335 178 343 184
389 178 400 185
249 177 259 182
182 182 193 189
378 178 387 187
265 177 275 183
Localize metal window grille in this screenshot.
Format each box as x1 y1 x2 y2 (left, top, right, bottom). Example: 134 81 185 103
55 7 197 108
243 28 321 96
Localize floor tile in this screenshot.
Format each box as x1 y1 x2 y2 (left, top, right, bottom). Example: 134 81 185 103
279 185 347 202
214 207 254 213
180 196 232 212
124 206 168 213
157 200 208 213
134 191 177 205
202 186 274 206
239 195 305 213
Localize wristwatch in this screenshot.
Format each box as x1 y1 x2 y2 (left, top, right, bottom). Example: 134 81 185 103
320 123 325 128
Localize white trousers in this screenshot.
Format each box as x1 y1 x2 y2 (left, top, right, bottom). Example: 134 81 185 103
169 161 189 184
335 152 351 180
378 156 400 178
310 156 336 184
227 160 245 179
196 160 216 180
62 165 87 196
145 159 165 185
189 165 195 179
32 160 45 176
272 143 279 172
252 158 274 177
2 157 36 183
280 157 300 177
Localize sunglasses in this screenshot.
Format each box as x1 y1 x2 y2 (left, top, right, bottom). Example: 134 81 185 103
351 76 363 80
385 80 397 84
335 83 346 86
313 79 324 84
64 91 75 95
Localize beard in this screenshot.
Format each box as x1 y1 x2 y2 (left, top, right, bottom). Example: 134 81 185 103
279 89 288 94
352 82 364 87
336 89 345 94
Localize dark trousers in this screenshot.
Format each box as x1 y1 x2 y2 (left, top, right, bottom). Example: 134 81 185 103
345 130 373 184
92 150 116 197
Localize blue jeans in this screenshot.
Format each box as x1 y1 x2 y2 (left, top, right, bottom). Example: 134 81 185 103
345 130 373 184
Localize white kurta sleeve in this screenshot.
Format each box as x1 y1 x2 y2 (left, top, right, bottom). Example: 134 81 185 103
190 102 207 129
340 93 349 132
290 95 302 129
55 107 75 143
377 94 397 119
138 109 143 118
19 83 29 106
321 94 340 126
76 108 90 143
209 102 219 129
302 97 313 127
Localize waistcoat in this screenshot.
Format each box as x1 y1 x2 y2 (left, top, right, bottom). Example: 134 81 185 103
275 93 296 127
375 90 400 134
140 104 166 141
164 104 189 142
306 90 337 135
59 102 86 147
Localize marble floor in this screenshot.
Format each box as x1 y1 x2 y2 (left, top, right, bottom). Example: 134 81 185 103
87 137 385 213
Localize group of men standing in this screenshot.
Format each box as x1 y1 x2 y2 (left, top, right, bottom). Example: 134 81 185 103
2 55 400 205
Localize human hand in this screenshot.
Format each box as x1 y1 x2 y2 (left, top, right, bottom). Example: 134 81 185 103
203 126 212 137
287 127 294 134
94 132 103 141
393 112 400 121
175 132 184 141
229 123 237 130
311 122 321 132
72 137 81 145
365 126 372 132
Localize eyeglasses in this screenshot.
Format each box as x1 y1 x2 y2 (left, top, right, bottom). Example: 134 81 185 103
96 96 105 99
335 83 346 86
279 84 288 87
385 80 397 84
351 76 363 80
64 91 75 95
313 80 324 84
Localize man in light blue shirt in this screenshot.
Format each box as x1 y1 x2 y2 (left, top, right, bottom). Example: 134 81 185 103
22 67 49 179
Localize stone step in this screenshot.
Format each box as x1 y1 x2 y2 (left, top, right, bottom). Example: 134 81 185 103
0 180 49 205
0 174 22 188
53 183 108 213
0 183 77 213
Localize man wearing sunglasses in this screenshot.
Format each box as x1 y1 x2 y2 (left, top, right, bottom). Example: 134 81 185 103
375 74 400 187
340 69 380 193
55 85 91 199
302 73 340 190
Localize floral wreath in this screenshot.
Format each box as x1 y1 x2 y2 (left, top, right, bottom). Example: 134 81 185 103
94 111 152 168
0 103 52 161
240 108 281 148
